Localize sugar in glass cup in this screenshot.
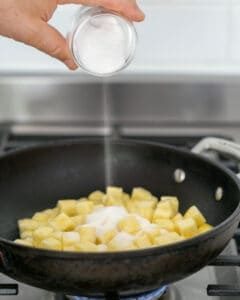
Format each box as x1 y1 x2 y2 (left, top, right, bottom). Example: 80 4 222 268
68 7 138 77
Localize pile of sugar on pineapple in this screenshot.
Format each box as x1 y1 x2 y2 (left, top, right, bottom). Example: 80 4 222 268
15 187 212 252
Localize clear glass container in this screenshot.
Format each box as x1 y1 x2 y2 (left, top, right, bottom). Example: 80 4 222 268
68 7 137 77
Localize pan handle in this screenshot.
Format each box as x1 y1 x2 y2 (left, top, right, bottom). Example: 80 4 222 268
192 137 240 176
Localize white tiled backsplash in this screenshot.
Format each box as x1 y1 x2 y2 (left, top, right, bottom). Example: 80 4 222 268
0 0 240 74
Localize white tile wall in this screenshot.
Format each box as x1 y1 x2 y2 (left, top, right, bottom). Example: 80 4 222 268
1 0 240 74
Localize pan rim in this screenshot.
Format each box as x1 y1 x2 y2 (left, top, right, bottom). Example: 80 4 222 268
1 138 240 259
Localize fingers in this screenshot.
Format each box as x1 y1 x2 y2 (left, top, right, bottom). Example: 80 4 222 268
24 19 77 70
58 0 145 22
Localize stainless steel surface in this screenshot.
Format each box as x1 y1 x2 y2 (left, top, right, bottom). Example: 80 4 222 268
1 78 240 139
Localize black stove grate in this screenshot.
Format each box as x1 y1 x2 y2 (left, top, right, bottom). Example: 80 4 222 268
0 126 240 298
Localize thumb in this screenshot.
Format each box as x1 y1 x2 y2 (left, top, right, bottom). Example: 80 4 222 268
26 20 77 70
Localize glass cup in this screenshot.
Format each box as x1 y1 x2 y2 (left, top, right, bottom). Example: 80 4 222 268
68 6 138 77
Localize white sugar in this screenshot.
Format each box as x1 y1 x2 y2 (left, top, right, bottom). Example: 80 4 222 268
76 15 127 75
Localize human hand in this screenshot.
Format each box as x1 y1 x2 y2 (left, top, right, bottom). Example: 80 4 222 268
0 0 144 70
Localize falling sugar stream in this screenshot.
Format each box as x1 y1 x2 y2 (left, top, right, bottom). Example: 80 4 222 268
102 82 112 186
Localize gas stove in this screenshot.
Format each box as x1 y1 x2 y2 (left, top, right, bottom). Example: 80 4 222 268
0 125 240 300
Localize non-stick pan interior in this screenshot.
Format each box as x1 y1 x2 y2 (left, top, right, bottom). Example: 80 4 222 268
0 140 239 240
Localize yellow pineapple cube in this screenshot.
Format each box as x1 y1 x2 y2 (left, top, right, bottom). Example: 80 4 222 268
33 226 54 242
125 201 136 213
131 187 152 201
32 212 50 223
45 208 59 221
106 186 123 200
57 200 77 216
118 216 140 234
40 237 62 250
63 245 76 251
105 195 123 207
70 215 85 227
93 204 104 211
50 213 75 231
153 219 175 232
97 244 108 252
154 232 183 246
20 230 33 239
122 193 130 207
175 218 198 238
184 206 206 227
172 213 183 222
75 241 98 252
135 207 154 221
88 191 105 204
97 229 117 244
145 226 161 243
134 232 152 248
18 219 39 232
161 196 179 214
14 239 32 246
153 201 177 219
76 201 93 215
198 223 213 234
51 231 63 241
108 232 134 251
77 226 96 243
62 231 80 247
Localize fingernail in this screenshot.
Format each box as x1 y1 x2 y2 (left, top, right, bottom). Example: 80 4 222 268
64 59 78 70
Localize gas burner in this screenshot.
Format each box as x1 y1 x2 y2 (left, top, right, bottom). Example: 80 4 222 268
67 286 168 300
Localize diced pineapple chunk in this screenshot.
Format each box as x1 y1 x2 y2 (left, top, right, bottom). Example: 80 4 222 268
131 187 152 201
122 193 130 207
125 201 136 213
118 216 140 234
45 208 59 221
62 232 80 246
175 218 198 238
75 241 98 252
172 213 183 222
105 196 123 207
108 232 135 251
97 244 108 252
14 239 32 246
153 219 175 232
97 229 117 244
57 200 77 216
63 245 77 251
20 230 33 239
184 206 206 227
40 237 62 250
198 223 213 234
135 207 154 221
154 232 183 246
134 232 152 248
76 201 94 215
153 201 177 219
32 212 50 223
93 204 105 211
88 191 105 204
50 213 75 231
161 196 179 214
33 226 54 242
106 186 123 200
18 219 39 232
51 231 63 241
145 226 161 243
70 215 85 227
77 226 96 243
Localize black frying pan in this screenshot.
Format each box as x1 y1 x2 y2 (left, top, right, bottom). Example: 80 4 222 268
0 138 240 298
